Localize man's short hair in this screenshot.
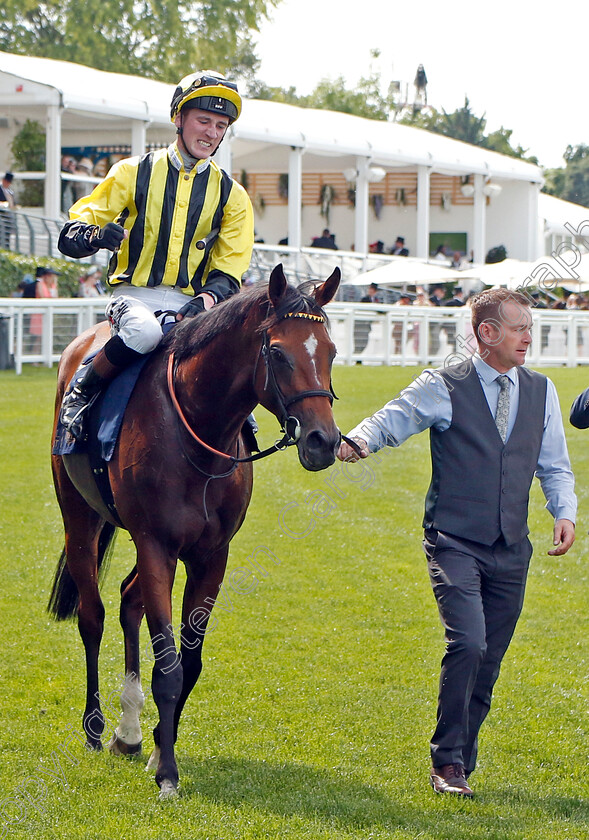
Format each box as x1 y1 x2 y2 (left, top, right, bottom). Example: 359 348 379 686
470 288 530 337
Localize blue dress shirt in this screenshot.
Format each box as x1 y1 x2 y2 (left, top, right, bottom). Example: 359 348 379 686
348 355 577 523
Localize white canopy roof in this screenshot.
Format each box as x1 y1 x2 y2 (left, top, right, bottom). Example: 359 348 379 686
0 50 543 182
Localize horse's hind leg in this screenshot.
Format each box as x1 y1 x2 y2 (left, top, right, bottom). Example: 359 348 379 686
50 457 113 750
108 568 146 756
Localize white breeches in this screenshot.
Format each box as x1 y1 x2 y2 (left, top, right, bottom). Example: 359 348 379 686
106 284 190 354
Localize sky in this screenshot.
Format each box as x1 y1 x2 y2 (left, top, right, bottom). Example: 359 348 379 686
254 0 587 169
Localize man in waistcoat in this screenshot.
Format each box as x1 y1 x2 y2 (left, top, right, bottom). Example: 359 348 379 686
338 287 576 797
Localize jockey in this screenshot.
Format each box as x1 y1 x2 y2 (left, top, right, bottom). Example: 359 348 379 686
58 71 254 439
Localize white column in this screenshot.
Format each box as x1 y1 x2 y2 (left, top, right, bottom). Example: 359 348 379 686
354 156 369 256
131 120 147 157
288 146 303 250
472 174 486 264
527 181 540 260
416 165 431 259
45 103 61 220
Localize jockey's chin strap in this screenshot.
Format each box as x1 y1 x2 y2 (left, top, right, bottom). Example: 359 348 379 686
166 309 363 464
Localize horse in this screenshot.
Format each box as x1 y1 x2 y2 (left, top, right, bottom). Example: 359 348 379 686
48 265 341 798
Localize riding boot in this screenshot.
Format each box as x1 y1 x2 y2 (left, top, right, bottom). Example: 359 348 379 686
60 336 142 440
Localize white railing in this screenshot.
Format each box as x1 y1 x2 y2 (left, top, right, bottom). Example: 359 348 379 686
1 298 588 374
0 298 107 374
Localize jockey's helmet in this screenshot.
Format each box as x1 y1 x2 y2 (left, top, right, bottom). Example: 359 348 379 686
170 71 242 124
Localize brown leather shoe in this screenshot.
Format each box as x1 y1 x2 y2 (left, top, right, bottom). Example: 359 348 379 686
430 763 474 797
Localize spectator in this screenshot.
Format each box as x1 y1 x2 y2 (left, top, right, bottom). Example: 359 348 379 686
0 172 16 250
73 157 95 202
432 244 449 262
393 292 414 353
78 265 106 297
369 240 385 254
354 282 382 360
311 228 338 250
391 236 409 256
429 285 447 306
29 267 60 355
450 251 465 269
14 273 35 298
61 156 77 212
446 286 466 307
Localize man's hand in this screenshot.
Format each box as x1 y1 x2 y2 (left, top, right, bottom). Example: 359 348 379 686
548 518 575 556
92 222 127 251
337 436 369 462
176 292 215 321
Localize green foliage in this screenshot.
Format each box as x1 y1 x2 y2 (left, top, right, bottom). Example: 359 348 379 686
0 250 81 297
399 98 536 163
9 119 46 206
251 50 396 121
0 365 587 838
543 144 589 208
0 0 279 83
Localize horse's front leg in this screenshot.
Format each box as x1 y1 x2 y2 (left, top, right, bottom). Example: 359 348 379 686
108 567 146 756
147 547 229 768
136 542 181 798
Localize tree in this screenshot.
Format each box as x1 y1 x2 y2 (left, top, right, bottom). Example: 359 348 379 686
399 98 536 162
10 119 45 206
250 49 397 120
543 144 589 208
0 0 279 83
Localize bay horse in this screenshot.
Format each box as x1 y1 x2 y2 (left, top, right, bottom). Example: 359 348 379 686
48 265 341 798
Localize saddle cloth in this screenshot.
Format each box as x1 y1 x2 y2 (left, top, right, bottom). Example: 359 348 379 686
52 353 150 461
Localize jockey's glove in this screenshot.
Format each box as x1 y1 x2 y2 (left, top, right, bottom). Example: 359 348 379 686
90 222 126 251
177 295 208 320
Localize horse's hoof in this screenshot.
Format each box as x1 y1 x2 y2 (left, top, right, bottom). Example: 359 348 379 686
108 731 142 757
145 746 160 772
85 739 103 752
158 780 178 800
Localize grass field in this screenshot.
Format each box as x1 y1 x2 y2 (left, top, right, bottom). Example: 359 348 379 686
0 364 588 840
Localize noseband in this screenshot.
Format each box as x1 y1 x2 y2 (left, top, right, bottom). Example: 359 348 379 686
166 309 336 465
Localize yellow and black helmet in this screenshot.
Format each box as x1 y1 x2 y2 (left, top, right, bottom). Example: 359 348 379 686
170 71 242 124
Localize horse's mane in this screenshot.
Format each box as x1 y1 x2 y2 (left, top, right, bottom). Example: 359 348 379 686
163 279 329 362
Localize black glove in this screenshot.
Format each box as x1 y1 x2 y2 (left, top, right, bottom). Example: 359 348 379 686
177 295 207 320
91 222 126 251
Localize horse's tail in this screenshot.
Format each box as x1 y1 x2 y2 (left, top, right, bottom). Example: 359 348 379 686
47 522 118 621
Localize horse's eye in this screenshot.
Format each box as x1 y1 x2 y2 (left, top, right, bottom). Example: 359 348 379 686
270 346 293 368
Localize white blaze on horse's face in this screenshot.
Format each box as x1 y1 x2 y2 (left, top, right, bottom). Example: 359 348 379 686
303 331 320 382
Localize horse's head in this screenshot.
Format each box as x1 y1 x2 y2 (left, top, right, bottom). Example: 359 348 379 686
257 264 341 471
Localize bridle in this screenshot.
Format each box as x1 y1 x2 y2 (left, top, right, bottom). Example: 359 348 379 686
166 309 358 466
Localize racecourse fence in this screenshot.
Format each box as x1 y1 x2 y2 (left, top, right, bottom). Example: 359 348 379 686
1 297 589 374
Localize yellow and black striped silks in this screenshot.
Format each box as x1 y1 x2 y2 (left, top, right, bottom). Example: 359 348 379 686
68 144 254 295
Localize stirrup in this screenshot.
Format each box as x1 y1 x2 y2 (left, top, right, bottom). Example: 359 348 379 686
60 389 100 440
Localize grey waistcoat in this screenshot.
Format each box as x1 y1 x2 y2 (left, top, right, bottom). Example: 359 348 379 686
423 363 547 546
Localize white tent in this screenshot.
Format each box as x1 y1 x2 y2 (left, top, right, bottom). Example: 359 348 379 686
457 259 534 289
0 50 544 260
344 257 463 287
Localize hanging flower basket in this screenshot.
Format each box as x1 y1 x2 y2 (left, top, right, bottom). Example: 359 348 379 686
278 174 289 200
253 193 266 217
319 184 336 226
370 194 384 219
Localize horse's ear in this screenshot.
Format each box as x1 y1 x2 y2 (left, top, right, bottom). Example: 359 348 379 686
313 267 341 308
268 263 287 308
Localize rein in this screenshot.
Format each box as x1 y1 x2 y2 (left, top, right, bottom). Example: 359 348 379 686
166 309 362 466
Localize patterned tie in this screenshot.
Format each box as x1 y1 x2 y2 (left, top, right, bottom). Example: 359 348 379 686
494 375 510 443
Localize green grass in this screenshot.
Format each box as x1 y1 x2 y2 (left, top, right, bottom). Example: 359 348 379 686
0 364 588 840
